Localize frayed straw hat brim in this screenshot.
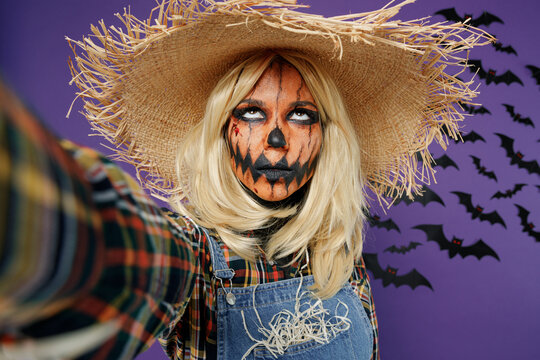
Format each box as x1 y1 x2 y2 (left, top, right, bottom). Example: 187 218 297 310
67 0 492 206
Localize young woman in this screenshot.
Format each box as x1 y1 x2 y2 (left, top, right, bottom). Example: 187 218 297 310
0 0 491 359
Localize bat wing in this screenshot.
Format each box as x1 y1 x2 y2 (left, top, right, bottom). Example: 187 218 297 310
495 133 515 158
362 253 386 279
379 218 401 233
383 245 400 254
525 65 540 85
451 191 475 214
434 154 459 170
407 241 423 251
479 210 507 228
394 268 433 290
471 155 481 169
491 190 506 199
462 131 485 143
473 11 504 26
434 7 462 22
517 116 534 127
468 59 487 78
413 224 451 251
515 204 530 228
459 239 500 261
494 70 524 86
476 106 491 115
502 103 515 116
518 158 540 175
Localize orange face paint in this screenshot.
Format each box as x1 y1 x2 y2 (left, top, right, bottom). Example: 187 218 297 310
227 59 322 202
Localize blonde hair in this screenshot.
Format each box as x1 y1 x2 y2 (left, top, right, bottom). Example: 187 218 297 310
172 50 367 298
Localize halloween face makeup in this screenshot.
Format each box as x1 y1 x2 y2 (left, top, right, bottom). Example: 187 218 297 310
227 59 323 202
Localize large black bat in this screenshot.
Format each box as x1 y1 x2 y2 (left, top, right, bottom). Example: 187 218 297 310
525 65 540 88
393 186 445 207
471 155 497 182
362 253 433 290
468 59 523 86
434 8 503 27
366 213 401 233
515 204 540 242
502 104 534 128
451 191 507 228
491 183 526 199
460 103 491 115
413 224 500 261
495 133 540 176
384 241 422 254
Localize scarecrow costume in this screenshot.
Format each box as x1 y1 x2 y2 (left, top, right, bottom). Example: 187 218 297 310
0 0 491 359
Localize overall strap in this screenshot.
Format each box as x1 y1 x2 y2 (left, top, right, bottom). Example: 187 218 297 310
206 232 235 280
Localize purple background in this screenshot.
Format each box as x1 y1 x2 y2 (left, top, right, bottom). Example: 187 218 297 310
1 0 539 359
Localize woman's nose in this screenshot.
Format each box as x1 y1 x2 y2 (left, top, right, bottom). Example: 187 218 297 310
266 127 287 148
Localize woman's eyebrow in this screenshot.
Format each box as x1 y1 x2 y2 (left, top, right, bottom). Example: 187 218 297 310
289 101 318 109
237 99 265 107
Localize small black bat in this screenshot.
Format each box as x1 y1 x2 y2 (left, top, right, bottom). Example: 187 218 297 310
366 213 401 233
515 204 540 242
502 104 534 128
413 224 500 261
393 186 445 207
525 65 540 87
491 183 527 199
460 103 491 115
471 155 497 182
495 133 540 177
434 8 503 27
363 253 433 290
384 241 422 254
416 153 459 170
468 59 524 86
451 191 507 228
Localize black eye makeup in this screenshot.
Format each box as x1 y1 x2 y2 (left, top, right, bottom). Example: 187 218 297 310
287 108 319 125
232 106 266 122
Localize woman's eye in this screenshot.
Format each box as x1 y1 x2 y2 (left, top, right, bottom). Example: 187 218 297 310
290 110 310 121
232 107 265 121
288 109 318 124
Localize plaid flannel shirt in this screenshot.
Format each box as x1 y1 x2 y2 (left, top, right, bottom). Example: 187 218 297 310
0 82 379 359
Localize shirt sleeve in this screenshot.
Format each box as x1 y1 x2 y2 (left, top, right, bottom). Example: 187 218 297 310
0 81 196 359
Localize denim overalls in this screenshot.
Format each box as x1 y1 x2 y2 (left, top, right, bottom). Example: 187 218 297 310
207 236 374 360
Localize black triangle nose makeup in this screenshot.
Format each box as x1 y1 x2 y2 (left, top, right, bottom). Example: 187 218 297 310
267 127 287 148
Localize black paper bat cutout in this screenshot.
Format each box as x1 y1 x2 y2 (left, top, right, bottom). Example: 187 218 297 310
468 59 524 86
495 133 540 177
416 153 459 170
470 155 497 182
451 191 507 228
502 104 534 128
460 103 491 115
393 186 445 207
434 8 503 27
363 253 433 290
491 184 527 199
366 213 401 233
525 65 540 87
384 241 423 254
413 224 500 260
515 204 540 242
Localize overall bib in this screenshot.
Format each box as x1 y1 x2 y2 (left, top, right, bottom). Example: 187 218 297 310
207 236 374 360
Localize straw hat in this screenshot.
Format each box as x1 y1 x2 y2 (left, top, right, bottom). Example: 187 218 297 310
67 0 491 206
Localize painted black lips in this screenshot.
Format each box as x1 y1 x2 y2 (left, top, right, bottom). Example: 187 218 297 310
254 156 292 183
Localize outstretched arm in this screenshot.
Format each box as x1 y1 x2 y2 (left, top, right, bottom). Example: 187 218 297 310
0 80 196 359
